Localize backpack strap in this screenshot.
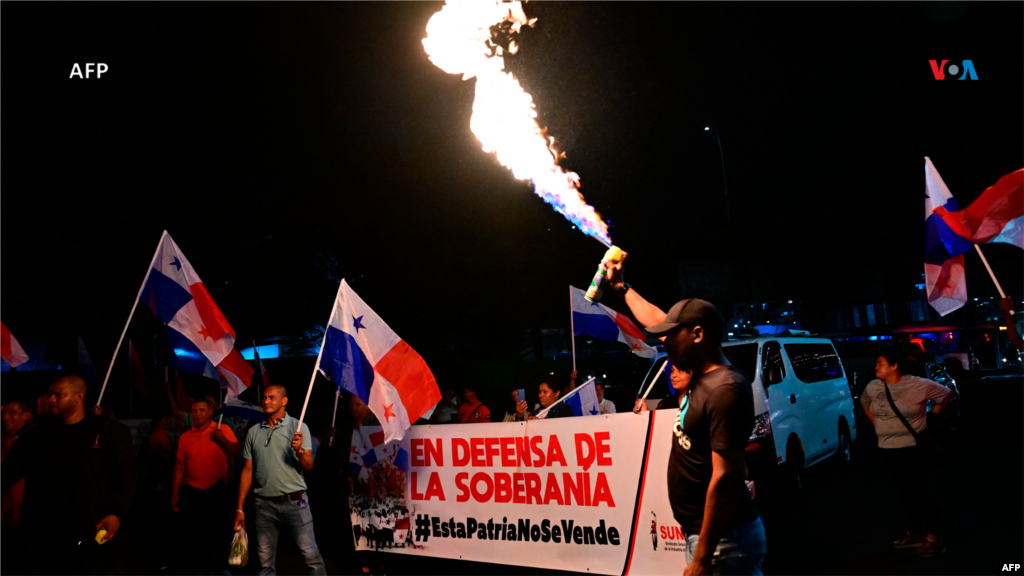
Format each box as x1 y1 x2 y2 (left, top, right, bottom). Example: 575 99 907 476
883 383 921 442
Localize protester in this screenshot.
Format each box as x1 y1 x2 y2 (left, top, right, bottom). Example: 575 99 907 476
34 392 56 427
146 413 175 475
562 370 579 396
458 383 491 423
1 400 34 525
234 384 325 575
594 382 617 414
634 365 693 413
430 387 457 424
605 252 765 576
1 376 136 575
861 348 952 557
1 400 34 575
171 398 240 573
502 389 520 422
998 296 1024 352
515 380 572 420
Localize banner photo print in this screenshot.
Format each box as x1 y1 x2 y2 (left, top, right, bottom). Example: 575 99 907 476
350 413 655 575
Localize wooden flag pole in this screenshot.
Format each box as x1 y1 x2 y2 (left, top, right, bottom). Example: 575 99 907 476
974 244 1007 299
298 279 345 429
97 231 167 407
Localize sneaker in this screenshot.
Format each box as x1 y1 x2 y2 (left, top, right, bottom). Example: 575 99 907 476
917 538 945 557
892 532 926 548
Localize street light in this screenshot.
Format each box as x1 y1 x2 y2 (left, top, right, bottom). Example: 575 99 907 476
704 125 730 225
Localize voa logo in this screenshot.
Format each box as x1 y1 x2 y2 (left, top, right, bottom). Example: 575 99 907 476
929 60 978 80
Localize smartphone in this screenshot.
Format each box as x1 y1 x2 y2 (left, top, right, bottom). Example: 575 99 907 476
516 389 526 404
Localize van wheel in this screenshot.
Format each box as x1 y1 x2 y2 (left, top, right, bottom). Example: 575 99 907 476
781 436 804 496
834 423 852 466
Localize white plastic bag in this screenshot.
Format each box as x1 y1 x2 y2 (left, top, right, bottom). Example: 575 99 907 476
228 529 249 567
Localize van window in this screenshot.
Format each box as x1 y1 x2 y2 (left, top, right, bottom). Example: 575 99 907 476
762 341 785 378
784 343 844 383
723 343 758 383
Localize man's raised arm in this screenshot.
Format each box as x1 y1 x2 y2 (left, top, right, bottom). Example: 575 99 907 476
604 251 668 331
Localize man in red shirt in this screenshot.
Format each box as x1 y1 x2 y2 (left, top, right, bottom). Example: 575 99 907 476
171 398 240 573
458 384 491 423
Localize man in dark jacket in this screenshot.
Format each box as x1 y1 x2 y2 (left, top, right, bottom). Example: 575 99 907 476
1 375 136 575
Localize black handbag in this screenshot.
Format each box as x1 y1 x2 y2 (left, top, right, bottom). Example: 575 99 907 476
883 384 953 458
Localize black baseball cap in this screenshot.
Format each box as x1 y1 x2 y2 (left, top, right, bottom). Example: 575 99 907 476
645 299 724 339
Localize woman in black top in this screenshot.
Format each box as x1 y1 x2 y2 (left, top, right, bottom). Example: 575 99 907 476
515 381 573 420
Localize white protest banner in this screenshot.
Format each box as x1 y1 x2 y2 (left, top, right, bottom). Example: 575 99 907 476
623 408 689 575
350 412 657 575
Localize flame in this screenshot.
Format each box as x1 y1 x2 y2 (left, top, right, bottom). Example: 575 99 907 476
423 1 612 246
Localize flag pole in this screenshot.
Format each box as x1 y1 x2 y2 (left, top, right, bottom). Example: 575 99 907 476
96 230 168 407
569 286 576 373
639 359 670 403
128 341 133 416
973 244 1007 299
329 388 341 447
217 384 224 429
298 280 345 429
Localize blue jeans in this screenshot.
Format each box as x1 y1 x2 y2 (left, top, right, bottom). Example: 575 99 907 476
685 516 767 576
254 494 326 576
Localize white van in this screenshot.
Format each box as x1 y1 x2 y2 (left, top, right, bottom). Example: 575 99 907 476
637 336 857 494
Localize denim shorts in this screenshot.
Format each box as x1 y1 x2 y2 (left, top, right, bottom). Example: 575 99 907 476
685 516 767 576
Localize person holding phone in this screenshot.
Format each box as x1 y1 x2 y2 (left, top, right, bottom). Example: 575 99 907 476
515 380 572 420
502 389 527 422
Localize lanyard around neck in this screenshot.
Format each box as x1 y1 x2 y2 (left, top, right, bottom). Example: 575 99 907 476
677 391 691 433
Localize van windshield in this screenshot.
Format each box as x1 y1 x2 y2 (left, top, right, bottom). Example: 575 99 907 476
784 343 844 383
723 343 758 383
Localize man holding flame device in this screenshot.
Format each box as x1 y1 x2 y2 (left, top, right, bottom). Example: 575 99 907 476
604 251 766 576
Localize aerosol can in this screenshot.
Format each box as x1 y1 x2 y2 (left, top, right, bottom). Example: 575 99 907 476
584 245 623 303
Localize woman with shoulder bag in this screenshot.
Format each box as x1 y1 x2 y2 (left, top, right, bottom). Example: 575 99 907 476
861 348 952 557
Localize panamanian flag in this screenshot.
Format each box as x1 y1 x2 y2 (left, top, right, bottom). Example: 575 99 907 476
138 232 236 366
924 158 973 316
317 280 441 443
934 167 1023 249
0 322 29 368
571 287 656 358
217 348 263 421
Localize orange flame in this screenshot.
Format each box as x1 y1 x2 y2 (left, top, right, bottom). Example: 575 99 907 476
423 1 612 246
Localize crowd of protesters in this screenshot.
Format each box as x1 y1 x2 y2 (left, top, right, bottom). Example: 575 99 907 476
10 292 978 576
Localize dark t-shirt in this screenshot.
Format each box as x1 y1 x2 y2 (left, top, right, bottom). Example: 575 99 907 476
666 365 758 534
26 419 97 539
3 415 136 543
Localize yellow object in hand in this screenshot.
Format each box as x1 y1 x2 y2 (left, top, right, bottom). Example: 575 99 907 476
603 245 622 263
95 529 108 544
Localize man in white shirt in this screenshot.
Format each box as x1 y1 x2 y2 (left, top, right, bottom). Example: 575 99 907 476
595 382 616 415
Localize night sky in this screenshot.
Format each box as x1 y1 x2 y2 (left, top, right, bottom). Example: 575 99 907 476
3 2 1022 383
